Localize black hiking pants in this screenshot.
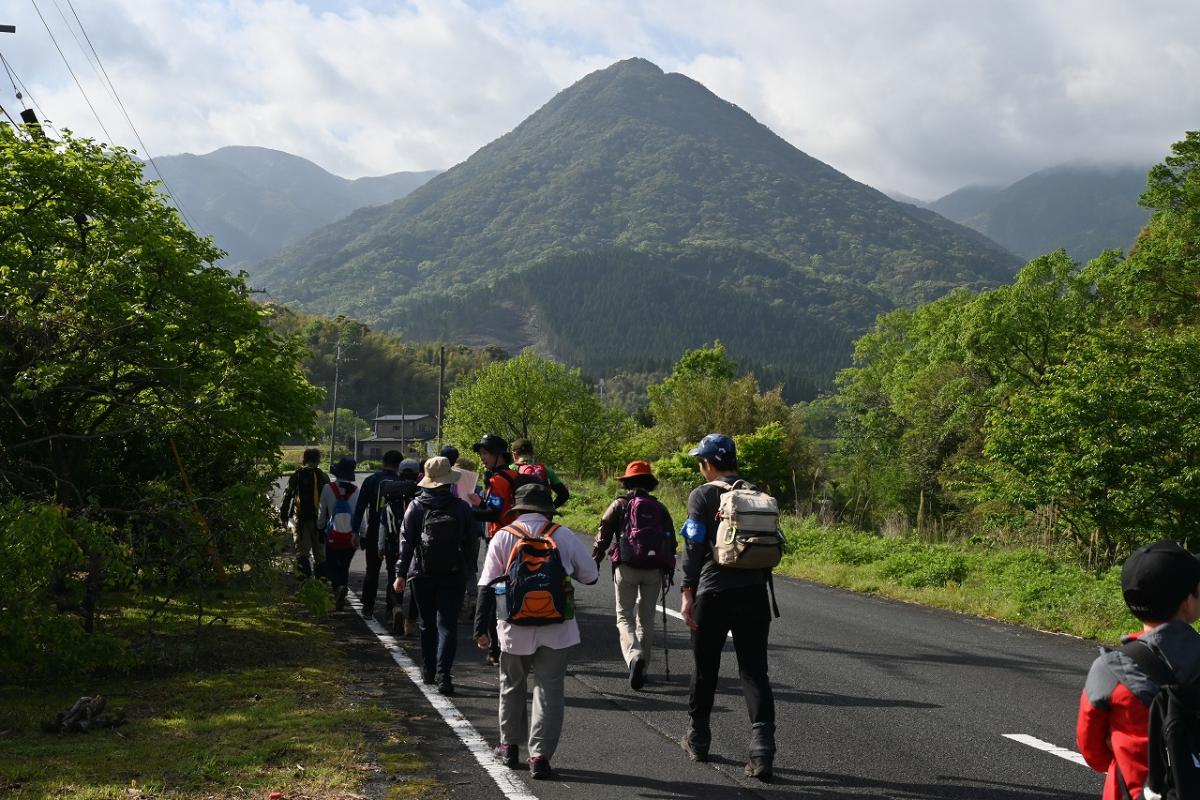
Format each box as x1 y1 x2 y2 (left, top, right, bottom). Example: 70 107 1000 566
362 535 399 613
688 584 776 757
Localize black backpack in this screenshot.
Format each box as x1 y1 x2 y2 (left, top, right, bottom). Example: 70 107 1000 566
1120 640 1200 800
380 478 419 544
418 504 465 578
291 467 324 521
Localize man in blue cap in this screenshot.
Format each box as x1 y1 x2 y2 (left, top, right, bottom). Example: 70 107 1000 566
678 433 776 782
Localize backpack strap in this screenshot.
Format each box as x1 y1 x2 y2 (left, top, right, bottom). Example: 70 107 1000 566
1120 639 1177 687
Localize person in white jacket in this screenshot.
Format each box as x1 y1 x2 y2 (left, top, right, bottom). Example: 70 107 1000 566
473 483 598 780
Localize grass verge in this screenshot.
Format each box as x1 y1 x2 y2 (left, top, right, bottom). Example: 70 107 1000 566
561 477 1137 642
0 575 433 800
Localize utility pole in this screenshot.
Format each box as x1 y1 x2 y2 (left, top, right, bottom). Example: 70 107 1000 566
437 346 446 448
328 340 342 469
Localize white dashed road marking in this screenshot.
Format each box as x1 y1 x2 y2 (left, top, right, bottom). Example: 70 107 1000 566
348 592 539 800
1002 734 1089 767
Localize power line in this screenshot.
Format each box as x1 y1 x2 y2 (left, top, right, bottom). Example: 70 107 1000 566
30 0 116 144
60 0 194 230
0 51 60 138
50 0 119 111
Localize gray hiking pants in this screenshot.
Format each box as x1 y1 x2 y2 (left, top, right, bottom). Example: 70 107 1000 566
614 564 663 668
498 646 572 759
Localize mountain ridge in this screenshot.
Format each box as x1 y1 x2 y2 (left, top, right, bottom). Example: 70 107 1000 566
256 57 1022 398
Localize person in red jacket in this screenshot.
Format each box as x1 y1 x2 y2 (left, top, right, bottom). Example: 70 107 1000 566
1077 539 1200 800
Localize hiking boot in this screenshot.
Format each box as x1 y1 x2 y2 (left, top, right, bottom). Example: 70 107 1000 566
744 756 774 782
421 668 436 685
630 656 647 691
493 743 518 768
681 732 709 762
528 755 553 780
436 674 454 695
334 586 347 611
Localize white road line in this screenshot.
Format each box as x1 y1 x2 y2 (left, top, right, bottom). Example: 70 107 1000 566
655 604 731 639
1002 734 1089 768
347 592 539 800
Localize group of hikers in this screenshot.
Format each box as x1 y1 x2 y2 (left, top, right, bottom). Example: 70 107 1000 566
282 429 1200 798
281 432 784 782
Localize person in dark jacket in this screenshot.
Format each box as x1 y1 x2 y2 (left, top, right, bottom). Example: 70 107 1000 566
352 451 418 617
1077 540 1200 800
280 447 329 577
394 456 475 695
592 460 676 690
678 434 775 782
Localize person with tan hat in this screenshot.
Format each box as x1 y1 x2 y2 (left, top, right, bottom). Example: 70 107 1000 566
393 456 475 694
593 460 677 690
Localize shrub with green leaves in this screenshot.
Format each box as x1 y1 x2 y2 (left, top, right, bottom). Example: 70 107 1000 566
879 545 970 588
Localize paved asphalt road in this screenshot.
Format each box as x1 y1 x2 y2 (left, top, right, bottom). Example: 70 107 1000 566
326 499 1107 800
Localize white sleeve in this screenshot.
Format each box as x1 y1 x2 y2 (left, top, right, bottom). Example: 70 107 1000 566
478 533 509 587
559 526 599 585
317 485 333 529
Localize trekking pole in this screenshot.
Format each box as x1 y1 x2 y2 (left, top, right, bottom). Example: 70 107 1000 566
661 576 670 681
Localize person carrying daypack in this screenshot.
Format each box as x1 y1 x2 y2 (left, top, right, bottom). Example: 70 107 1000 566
592 460 676 691
1077 540 1200 800
280 447 330 577
467 434 520 665
318 456 360 611
383 459 423 636
473 483 598 780
353 450 420 624
511 438 570 509
393 456 474 695
679 434 783 783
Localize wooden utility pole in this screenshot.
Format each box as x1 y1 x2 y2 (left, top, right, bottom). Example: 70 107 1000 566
437 346 446 448
328 340 342 468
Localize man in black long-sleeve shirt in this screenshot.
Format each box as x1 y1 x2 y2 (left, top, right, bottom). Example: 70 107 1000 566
352 451 419 618
678 433 775 782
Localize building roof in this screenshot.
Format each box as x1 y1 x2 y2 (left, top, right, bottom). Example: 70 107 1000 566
373 414 434 422
360 433 437 443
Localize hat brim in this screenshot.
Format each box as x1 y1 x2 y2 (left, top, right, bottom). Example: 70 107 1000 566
687 447 706 457
511 503 557 516
418 467 460 489
617 472 654 482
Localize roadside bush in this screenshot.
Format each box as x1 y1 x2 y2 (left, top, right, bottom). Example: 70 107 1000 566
0 501 130 677
879 545 970 588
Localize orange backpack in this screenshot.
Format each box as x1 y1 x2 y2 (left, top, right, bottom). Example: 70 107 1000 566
499 522 573 626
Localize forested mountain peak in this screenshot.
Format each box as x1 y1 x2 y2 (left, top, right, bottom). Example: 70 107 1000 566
256 57 1020 399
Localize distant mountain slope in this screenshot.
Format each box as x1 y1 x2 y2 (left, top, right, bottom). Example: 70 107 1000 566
258 58 1020 398
928 165 1151 261
150 146 438 266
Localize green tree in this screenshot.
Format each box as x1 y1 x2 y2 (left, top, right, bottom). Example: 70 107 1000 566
443 350 628 474
984 327 1200 562
0 126 319 671
648 343 788 454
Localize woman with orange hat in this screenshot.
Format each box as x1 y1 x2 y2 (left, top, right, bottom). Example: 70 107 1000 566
592 460 677 691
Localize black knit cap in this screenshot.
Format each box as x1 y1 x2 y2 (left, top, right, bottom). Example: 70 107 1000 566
1122 539 1200 622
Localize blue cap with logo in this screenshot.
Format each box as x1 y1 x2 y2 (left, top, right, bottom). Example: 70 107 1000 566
688 433 736 461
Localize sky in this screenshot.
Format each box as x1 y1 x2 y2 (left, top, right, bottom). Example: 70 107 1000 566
2 0 1198 199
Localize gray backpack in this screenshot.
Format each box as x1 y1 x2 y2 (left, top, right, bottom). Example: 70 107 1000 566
708 480 784 570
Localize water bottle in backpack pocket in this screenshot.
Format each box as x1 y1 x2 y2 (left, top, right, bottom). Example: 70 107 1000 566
501 522 572 626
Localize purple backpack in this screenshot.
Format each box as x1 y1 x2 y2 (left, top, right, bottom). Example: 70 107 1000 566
616 494 674 570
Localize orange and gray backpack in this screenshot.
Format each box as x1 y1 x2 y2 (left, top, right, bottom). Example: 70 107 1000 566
499 522 573 626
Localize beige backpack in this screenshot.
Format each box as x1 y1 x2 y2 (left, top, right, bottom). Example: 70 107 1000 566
709 480 784 570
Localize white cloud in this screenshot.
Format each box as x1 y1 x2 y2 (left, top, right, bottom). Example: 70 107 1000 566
2 0 1198 197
